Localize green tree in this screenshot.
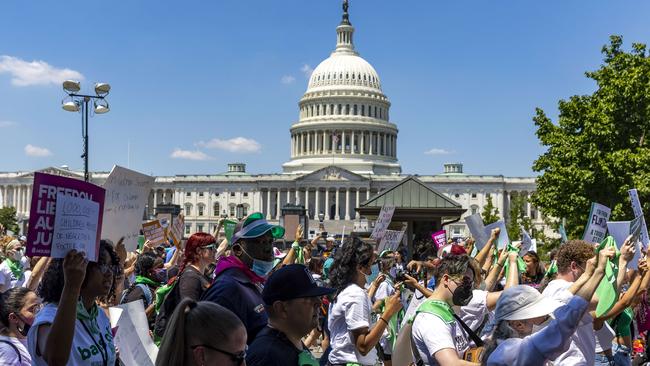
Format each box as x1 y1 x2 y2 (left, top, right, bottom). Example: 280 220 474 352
531 36 650 239
506 195 532 241
0 207 19 234
481 195 500 225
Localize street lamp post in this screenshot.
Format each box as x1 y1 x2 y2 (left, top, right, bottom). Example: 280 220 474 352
61 80 111 182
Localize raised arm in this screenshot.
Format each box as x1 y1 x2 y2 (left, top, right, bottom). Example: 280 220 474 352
485 246 508 291
26 257 50 291
617 235 635 292
476 228 499 269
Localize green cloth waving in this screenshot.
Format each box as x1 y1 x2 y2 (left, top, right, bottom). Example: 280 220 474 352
544 260 558 278
3 258 24 280
595 236 620 317
503 243 527 275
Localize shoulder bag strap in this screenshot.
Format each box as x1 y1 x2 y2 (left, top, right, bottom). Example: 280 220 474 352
0 339 22 364
452 313 484 347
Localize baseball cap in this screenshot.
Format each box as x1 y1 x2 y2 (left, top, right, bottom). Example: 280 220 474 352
273 247 287 259
494 285 563 322
262 264 335 305
231 212 285 244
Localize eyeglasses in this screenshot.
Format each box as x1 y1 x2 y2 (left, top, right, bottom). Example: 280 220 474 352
450 276 474 288
201 244 217 251
26 303 43 314
191 344 246 365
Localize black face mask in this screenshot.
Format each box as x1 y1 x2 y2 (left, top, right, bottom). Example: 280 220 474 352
16 315 30 337
450 280 474 306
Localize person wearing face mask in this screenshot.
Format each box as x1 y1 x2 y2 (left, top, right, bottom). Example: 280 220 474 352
327 237 403 366
482 247 615 366
120 252 164 324
247 264 335 366
0 239 29 293
201 212 285 344
0 287 41 365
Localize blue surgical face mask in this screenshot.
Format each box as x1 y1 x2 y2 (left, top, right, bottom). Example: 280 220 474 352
366 264 379 285
252 259 275 277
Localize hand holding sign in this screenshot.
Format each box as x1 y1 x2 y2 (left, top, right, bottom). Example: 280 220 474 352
63 250 88 289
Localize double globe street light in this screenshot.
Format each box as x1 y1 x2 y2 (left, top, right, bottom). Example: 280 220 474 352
61 80 111 182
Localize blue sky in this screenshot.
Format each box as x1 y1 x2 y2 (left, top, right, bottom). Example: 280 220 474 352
1 1 649 177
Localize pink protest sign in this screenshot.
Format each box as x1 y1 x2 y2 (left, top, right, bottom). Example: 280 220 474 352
26 172 105 260
431 230 446 250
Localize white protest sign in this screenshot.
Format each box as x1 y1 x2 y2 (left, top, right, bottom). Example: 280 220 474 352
52 194 100 261
111 300 158 366
142 220 166 247
520 226 533 255
513 239 537 255
485 220 509 249
582 202 611 244
628 189 649 249
607 221 640 270
371 205 395 241
379 229 405 252
102 166 155 252
465 213 489 250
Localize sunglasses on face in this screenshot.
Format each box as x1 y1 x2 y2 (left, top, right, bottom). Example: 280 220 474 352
191 344 246 366
450 276 473 288
201 244 217 251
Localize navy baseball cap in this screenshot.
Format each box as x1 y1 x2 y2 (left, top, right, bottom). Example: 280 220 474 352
263 264 335 305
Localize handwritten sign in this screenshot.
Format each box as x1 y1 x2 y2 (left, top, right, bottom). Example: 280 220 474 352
26 172 105 258
142 220 166 247
378 229 405 252
431 230 446 250
111 300 158 366
371 205 395 241
101 166 154 252
223 219 237 242
167 214 185 246
628 189 649 249
52 194 101 260
582 202 611 244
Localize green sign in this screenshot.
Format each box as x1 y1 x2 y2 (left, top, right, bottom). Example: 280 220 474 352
224 220 237 242
137 235 145 251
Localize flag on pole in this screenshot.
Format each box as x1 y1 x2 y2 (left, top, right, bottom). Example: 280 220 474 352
559 221 568 243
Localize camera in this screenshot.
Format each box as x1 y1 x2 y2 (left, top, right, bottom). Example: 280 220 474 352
395 269 417 282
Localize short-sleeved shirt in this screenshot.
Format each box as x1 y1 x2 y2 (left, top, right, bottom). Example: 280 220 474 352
27 303 116 366
328 283 377 365
0 335 31 366
542 279 595 366
412 307 470 365
374 278 396 354
0 260 27 293
246 326 316 366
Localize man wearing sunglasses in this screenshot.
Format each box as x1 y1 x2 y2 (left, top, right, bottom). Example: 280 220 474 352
247 264 335 366
202 212 285 344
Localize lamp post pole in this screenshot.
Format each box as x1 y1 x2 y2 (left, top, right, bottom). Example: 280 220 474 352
83 97 90 182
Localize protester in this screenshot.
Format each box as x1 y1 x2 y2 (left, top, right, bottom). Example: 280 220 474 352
156 298 247 366
372 250 401 366
28 243 120 366
327 237 402 366
0 287 41 365
120 252 163 323
308 256 326 287
483 246 614 366
201 212 285 343
247 264 335 366
0 239 28 293
154 232 215 339
521 251 545 288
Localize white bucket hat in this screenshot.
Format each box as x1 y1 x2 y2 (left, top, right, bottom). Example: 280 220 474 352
495 285 563 322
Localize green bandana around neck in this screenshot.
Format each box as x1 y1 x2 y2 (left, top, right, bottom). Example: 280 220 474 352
3 258 24 280
135 275 160 287
76 299 100 334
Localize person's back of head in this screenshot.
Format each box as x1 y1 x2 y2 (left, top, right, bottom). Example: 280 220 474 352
555 240 594 280
329 237 374 295
156 299 246 366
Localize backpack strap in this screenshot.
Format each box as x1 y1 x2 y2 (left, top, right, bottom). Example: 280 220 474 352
0 339 22 364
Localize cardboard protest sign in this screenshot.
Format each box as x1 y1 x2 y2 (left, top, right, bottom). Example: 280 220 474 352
582 202 611 244
52 194 101 260
371 205 396 241
26 172 105 259
142 220 166 247
484 221 509 249
431 230 446 250
628 189 650 249
520 226 534 255
378 229 405 252
101 166 154 252
465 213 489 250
110 300 158 366
167 214 185 246
607 221 641 270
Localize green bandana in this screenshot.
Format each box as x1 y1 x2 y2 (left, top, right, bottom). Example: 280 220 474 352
76 300 100 334
595 236 620 317
3 258 24 280
135 275 160 287
503 243 527 275
545 260 558 278
292 242 305 265
411 299 455 324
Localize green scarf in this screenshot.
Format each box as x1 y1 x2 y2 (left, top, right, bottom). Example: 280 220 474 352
595 236 620 317
292 242 305 264
411 299 455 324
135 275 159 287
76 300 100 334
3 258 24 280
503 243 527 275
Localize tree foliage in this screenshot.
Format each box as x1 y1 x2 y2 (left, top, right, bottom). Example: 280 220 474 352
0 207 19 234
481 195 500 225
506 194 532 241
532 36 650 239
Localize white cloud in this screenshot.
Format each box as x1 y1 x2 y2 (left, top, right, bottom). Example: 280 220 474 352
197 137 261 153
281 75 296 84
24 144 52 157
0 120 16 127
300 64 314 78
0 55 84 87
424 148 452 155
170 148 211 161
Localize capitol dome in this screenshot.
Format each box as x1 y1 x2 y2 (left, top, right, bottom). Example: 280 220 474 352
282 2 401 176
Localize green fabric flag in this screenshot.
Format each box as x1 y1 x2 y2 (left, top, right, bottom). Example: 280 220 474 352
595 236 620 317
137 235 145 251
545 260 558 278
223 219 237 242
503 243 527 275
559 223 568 244
292 242 305 264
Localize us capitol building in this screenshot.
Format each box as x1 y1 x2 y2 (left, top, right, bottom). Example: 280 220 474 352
0 3 545 239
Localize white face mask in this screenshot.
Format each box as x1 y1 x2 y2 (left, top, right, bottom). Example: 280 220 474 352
12 248 24 262
531 316 551 334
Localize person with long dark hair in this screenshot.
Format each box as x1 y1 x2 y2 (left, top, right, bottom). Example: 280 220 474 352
521 251 545 288
120 252 164 323
0 287 41 365
28 241 121 366
327 237 402 366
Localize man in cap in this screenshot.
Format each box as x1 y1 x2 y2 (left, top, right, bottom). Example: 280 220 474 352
247 264 335 366
201 212 285 343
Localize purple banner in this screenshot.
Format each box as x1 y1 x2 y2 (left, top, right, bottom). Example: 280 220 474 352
431 230 446 250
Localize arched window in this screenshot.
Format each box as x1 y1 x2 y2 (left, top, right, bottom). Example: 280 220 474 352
471 204 479 215
213 202 220 216
338 104 342 114
374 106 378 117
346 104 350 115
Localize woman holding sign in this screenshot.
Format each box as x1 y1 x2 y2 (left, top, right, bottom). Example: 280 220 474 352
27 241 121 366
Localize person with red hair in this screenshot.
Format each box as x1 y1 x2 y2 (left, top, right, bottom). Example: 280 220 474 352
154 232 216 339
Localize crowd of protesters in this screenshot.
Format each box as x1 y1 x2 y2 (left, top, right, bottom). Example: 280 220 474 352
1 214 650 366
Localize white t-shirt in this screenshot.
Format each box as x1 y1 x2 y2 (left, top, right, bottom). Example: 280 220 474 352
542 279 595 366
0 335 31 366
0 260 27 293
374 278 396 354
412 304 470 365
328 284 377 365
455 289 489 333
27 303 117 366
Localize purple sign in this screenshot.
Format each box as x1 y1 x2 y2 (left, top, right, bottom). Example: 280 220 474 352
431 230 446 250
26 172 105 260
